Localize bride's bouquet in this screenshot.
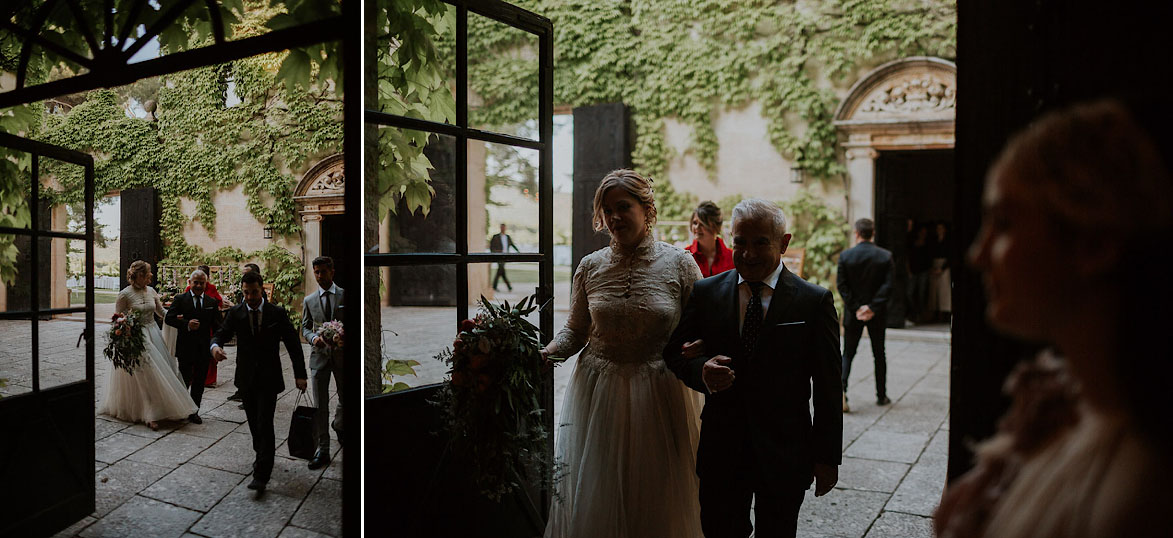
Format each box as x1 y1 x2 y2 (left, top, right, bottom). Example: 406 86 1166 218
104 311 147 375
315 320 344 349
434 294 560 501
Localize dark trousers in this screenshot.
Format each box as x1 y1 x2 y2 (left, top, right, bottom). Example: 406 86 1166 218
493 262 511 290
177 353 210 408
241 390 278 482
842 312 887 398
699 474 806 538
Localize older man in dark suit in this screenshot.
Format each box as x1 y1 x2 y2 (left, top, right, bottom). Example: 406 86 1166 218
665 198 842 538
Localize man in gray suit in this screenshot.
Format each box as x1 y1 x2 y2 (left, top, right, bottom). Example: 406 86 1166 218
301 256 344 470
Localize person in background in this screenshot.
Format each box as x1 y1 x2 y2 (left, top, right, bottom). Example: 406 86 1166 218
490 223 521 292
301 256 345 470
685 201 735 277
935 99 1173 538
837 218 895 411
924 222 952 323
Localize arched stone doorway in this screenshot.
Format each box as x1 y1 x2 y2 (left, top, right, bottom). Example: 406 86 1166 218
295 153 345 295
835 57 956 326
835 56 956 223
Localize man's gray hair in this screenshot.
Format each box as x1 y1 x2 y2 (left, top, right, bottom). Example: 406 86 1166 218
190 269 207 280
732 198 788 239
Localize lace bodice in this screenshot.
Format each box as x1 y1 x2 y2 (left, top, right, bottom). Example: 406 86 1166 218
116 286 164 320
550 235 703 373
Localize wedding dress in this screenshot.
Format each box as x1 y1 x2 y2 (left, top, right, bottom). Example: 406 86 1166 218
544 235 705 538
97 286 198 423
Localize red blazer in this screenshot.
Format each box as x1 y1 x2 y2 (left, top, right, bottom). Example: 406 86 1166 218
686 237 735 277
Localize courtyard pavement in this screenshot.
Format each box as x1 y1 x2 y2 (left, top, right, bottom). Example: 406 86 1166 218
0 317 343 538
384 285 951 538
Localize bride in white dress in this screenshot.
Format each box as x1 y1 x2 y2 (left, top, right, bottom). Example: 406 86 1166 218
98 260 197 430
542 170 705 538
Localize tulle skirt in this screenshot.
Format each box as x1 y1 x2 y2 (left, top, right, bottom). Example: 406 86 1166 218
98 319 198 423
544 355 704 538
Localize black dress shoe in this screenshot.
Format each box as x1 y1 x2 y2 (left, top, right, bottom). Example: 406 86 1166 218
188 413 203 424
308 450 331 470
877 396 892 406
227 391 243 401
247 478 267 491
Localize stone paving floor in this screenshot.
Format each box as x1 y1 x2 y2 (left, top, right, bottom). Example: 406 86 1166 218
384 287 951 538
0 318 343 538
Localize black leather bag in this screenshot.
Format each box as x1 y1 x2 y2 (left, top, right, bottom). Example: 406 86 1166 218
288 392 317 460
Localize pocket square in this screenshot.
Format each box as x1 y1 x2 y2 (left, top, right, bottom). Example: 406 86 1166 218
775 321 805 327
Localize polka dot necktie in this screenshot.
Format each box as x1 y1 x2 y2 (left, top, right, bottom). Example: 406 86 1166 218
742 281 765 354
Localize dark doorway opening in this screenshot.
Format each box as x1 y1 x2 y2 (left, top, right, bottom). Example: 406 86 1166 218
874 149 955 328
320 214 348 284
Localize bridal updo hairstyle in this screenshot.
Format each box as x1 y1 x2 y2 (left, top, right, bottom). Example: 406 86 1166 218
591 169 658 232
127 260 151 285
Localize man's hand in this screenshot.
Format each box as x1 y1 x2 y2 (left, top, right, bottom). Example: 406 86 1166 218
702 355 736 392
212 346 227 363
681 339 705 359
855 305 874 321
187 319 201 331
295 378 308 391
313 336 325 348
813 464 838 496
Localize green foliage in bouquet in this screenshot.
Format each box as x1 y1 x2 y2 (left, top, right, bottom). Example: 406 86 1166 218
104 310 148 375
433 294 557 501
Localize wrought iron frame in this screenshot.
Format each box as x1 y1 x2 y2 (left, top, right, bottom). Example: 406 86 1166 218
0 131 95 391
365 0 555 524
0 2 359 535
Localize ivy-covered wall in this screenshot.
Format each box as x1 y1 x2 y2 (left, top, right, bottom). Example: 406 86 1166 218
26 7 342 322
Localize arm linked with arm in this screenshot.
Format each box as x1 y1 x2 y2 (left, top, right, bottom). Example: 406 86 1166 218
664 282 711 395
164 295 184 329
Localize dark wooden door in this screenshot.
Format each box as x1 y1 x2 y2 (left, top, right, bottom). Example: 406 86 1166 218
0 133 96 537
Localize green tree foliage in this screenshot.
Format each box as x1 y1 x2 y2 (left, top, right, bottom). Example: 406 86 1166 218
376 0 456 218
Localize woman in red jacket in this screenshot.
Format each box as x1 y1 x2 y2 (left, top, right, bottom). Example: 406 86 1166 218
684 201 734 277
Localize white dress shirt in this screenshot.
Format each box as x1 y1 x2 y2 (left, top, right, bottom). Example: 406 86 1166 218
319 282 339 319
737 260 786 334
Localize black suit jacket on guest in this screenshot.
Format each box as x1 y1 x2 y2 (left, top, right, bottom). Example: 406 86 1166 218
212 301 307 395
837 241 894 316
489 233 519 253
664 267 842 493
164 292 221 359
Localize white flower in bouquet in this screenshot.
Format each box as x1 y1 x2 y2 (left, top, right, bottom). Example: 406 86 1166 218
316 320 344 349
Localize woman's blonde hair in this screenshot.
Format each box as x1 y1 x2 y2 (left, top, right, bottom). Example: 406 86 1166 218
591 169 657 232
127 260 152 284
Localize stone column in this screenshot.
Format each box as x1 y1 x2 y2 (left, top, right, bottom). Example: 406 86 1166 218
51 206 69 309
302 213 323 297
845 141 879 225
379 211 391 306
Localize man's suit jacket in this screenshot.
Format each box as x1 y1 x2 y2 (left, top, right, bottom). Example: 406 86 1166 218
837 241 894 316
489 233 518 253
164 291 221 360
664 267 842 492
302 285 344 370
212 301 307 395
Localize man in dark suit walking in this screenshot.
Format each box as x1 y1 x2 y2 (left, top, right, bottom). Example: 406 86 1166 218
489 223 520 291
665 198 842 538
212 271 307 494
837 218 895 411
164 268 220 424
